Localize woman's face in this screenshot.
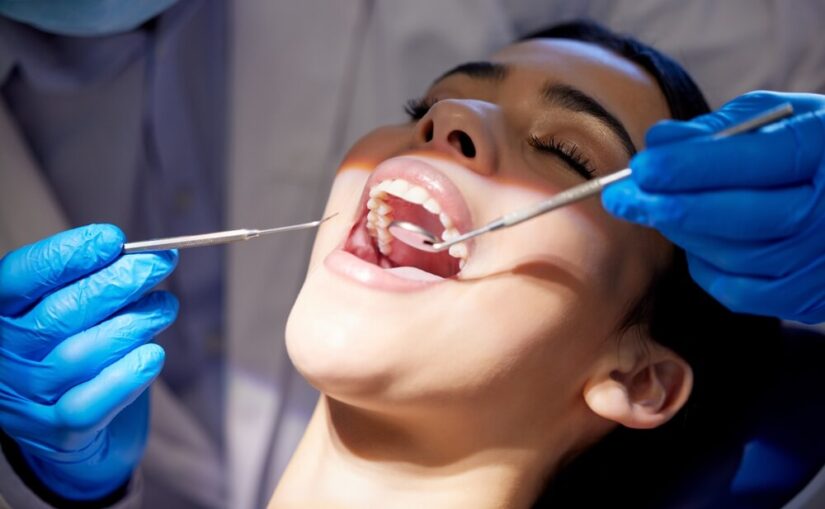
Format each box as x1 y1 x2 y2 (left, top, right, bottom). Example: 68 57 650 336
287 39 672 436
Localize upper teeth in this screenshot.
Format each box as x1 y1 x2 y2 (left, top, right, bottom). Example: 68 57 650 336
366 178 467 268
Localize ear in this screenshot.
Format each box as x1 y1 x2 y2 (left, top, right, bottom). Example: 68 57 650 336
583 336 693 430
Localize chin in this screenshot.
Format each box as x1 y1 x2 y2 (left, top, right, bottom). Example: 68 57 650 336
285 276 399 399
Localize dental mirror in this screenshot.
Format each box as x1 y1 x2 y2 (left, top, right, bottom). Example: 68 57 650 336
388 221 442 253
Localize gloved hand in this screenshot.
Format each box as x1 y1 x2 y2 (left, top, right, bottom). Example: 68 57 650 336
0 224 178 501
602 91 825 324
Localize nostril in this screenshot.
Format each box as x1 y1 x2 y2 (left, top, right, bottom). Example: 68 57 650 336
448 130 476 158
423 120 434 142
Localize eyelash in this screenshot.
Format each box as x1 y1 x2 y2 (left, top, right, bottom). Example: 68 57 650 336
404 97 597 180
404 96 436 120
527 135 597 180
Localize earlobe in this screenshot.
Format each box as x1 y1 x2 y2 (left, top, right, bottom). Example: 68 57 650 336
583 343 693 430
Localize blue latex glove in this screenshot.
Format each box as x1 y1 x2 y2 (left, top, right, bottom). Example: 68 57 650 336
0 224 178 501
603 91 825 324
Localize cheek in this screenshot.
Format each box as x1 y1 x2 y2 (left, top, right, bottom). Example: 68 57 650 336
435 276 605 390
408 207 638 398
465 183 619 294
590 210 667 311
461 181 653 339
337 125 412 175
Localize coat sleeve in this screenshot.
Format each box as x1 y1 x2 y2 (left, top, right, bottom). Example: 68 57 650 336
0 439 143 509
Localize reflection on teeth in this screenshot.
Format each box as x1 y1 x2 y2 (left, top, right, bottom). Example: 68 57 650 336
364 178 468 267
423 198 440 214
387 179 410 197
441 227 459 241
448 242 468 259
404 186 429 204
375 214 391 229
376 203 392 215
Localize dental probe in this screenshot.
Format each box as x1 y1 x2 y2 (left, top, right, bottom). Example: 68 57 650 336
389 102 794 253
122 213 338 254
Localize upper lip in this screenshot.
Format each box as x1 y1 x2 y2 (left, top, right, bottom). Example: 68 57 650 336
353 154 475 240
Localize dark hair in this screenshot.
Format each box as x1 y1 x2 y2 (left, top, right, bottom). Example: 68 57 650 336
521 20 781 508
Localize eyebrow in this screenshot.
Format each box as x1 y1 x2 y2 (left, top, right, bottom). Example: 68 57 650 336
541 83 636 156
435 61 508 84
434 60 637 157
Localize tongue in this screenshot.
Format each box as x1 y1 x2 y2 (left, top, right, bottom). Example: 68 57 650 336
384 196 459 277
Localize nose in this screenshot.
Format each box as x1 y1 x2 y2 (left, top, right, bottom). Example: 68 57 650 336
414 99 498 175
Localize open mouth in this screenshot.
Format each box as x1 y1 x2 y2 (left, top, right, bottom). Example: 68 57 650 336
342 156 473 282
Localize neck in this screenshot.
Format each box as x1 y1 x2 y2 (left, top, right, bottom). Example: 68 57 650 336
270 395 577 509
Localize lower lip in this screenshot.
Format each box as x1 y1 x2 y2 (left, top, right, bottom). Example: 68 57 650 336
324 249 444 292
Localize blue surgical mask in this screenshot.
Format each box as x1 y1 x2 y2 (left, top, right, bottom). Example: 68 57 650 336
0 0 178 37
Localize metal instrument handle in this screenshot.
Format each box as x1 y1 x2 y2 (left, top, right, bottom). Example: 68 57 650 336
123 229 253 254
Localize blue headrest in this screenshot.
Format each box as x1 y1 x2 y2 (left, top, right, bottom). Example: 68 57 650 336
662 326 825 508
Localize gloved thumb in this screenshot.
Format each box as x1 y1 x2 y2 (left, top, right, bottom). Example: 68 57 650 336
643 118 708 146
645 91 822 148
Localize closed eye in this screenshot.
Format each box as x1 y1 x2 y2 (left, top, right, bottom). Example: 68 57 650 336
528 135 596 180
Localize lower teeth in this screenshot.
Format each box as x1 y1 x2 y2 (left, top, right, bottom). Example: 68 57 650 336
384 266 444 281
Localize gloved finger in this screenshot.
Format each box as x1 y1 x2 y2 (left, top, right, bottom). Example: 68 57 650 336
687 253 825 324
1 291 178 404
602 179 820 240
44 343 165 452
644 119 705 147
645 91 825 147
659 225 825 279
631 109 825 192
0 224 124 317
101 389 150 463
1 251 178 360
0 344 163 453
19 393 151 500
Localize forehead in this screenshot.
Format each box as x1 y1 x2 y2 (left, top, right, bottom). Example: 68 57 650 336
490 39 670 147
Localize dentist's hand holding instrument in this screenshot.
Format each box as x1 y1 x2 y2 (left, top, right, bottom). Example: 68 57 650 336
0 213 333 502
0 225 178 502
602 92 825 324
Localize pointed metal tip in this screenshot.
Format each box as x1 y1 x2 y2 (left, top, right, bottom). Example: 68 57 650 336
255 212 341 236
319 212 339 224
